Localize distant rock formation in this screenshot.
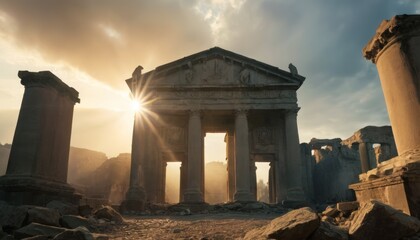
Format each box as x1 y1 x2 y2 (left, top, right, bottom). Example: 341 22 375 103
77 153 131 205
67 147 108 185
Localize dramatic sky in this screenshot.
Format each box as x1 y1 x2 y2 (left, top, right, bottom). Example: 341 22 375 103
0 0 419 161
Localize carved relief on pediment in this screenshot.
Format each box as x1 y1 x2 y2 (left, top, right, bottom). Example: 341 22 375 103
184 61 194 83
239 68 251 85
199 59 229 83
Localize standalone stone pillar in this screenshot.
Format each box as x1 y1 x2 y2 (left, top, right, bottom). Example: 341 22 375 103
284 109 305 201
121 113 146 211
363 15 420 154
0 71 81 205
349 15 420 218
233 110 254 202
183 110 204 203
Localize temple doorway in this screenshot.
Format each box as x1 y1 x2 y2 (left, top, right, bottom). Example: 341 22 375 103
204 133 228 204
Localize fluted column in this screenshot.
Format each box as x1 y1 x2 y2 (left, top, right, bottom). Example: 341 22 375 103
284 109 305 201
233 109 253 202
183 110 204 203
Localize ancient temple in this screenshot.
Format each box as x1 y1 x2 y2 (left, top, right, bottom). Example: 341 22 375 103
122 47 306 209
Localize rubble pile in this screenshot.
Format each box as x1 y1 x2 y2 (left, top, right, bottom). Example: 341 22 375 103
243 200 420 240
0 200 124 240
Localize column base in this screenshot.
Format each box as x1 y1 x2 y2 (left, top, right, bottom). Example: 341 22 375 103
349 149 420 218
120 186 146 213
182 189 204 203
0 175 82 206
233 190 255 202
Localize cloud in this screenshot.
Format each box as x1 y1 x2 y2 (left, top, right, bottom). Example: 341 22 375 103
213 0 418 141
0 0 213 89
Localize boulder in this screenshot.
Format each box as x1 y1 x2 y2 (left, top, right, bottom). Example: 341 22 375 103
53 226 109 240
14 223 66 239
244 207 320 240
46 200 78 216
0 202 28 230
93 206 124 223
27 207 61 227
79 205 93 217
308 221 348 240
349 200 420 240
60 215 91 229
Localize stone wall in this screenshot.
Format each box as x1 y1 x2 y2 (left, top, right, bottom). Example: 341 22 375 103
302 126 397 204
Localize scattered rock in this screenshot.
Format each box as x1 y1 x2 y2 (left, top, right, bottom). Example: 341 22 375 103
93 206 124 224
53 226 107 240
336 201 359 215
179 208 191 216
15 223 66 239
308 221 348 240
224 202 242 210
244 202 267 211
79 205 93 217
322 206 339 218
27 207 61 227
349 200 420 240
60 215 91 229
0 202 28 230
244 207 320 240
46 200 78 216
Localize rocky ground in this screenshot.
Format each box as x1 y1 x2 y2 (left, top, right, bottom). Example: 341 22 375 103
106 213 275 240
1 200 420 239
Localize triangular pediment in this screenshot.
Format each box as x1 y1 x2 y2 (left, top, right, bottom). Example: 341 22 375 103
127 47 305 90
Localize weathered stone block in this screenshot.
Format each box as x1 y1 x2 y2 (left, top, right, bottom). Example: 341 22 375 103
349 200 420 240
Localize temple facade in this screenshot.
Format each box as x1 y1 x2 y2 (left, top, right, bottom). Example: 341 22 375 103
122 47 306 209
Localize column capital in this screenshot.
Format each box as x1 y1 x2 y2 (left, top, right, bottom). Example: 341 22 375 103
363 15 420 63
284 108 300 116
189 109 201 117
235 109 249 117
18 70 80 104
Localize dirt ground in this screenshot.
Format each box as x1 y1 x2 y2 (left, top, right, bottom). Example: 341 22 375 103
104 213 278 240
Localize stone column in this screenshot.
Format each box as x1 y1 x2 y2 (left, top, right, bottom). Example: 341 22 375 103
284 109 305 201
0 71 81 206
180 161 187 202
363 15 420 154
359 142 371 173
121 112 146 211
183 110 204 203
275 119 288 203
268 163 275 203
233 110 254 202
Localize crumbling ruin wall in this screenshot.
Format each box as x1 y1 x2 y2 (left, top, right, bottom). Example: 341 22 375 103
302 126 397 204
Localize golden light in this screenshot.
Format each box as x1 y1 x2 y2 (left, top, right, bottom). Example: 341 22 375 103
131 99 143 113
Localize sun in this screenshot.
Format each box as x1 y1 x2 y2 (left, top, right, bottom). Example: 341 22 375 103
131 99 143 113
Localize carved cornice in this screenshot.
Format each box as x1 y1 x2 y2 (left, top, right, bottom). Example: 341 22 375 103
363 14 420 63
18 70 80 103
